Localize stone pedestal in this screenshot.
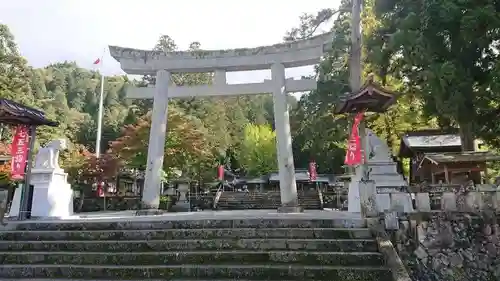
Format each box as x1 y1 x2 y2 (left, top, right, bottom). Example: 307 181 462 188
0 189 8 218
7 186 21 218
29 168 73 218
348 130 413 213
348 161 413 213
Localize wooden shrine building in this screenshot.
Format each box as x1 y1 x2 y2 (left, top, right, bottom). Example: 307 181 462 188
417 151 500 184
398 129 499 184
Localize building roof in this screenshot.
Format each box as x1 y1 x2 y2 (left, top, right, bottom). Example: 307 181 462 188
422 151 500 165
404 134 461 148
0 99 58 126
334 75 398 114
398 129 463 158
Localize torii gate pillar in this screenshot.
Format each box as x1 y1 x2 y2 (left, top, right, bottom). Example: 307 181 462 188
142 70 170 210
271 63 299 212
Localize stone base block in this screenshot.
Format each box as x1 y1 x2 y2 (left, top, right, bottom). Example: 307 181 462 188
30 170 73 218
171 202 190 212
277 206 304 213
135 209 165 216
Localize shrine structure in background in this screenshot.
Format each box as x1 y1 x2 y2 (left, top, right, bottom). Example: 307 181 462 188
0 98 58 220
398 129 500 185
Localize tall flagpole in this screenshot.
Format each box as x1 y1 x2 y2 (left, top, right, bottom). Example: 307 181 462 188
95 50 105 158
94 49 107 211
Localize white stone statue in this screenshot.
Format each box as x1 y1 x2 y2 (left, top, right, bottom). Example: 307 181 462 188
34 139 67 170
366 129 391 162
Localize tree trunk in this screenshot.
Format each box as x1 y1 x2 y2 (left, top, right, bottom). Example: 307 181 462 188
459 121 480 183
458 121 475 151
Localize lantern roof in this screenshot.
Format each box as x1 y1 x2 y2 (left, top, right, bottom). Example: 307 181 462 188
334 74 398 114
0 99 58 127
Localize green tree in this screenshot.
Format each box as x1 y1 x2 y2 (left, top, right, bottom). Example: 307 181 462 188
108 105 214 180
366 0 500 150
285 2 353 173
237 124 277 176
0 24 36 106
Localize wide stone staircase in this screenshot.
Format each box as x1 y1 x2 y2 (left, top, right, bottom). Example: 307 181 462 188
217 190 322 210
0 218 390 280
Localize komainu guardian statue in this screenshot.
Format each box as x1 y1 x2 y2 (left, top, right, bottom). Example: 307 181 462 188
34 139 67 170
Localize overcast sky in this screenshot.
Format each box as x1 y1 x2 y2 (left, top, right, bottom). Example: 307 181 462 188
2 0 339 86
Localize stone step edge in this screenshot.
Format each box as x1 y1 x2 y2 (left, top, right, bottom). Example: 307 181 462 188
0 227 370 234
0 238 376 244
0 278 326 281
0 251 383 256
0 264 389 270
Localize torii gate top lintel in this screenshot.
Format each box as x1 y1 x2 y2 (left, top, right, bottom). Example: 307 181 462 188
109 32 334 75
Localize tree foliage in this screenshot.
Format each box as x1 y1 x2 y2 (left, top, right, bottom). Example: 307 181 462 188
237 124 277 177
108 106 214 180
366 0 500 149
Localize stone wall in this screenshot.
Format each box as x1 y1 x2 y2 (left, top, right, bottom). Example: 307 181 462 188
390 212 500 281
375 182 500 281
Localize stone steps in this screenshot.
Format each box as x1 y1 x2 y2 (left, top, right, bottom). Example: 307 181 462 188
0 227 372 240
0 218 388 280
0 264 389 280
2 278 360 281
10 218 366 230
0 251 384 266
217 191 322 210
0 239 378 252
2 278 374 281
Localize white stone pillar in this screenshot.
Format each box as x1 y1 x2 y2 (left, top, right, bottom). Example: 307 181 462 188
142 70 170 209
214 69 226 85
271 63 301 212
30 168 73 218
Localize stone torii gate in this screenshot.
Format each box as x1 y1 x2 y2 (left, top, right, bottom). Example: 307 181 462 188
109 32 333 212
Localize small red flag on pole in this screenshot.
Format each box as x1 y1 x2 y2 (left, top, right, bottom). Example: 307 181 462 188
93 58 101 65
217 165 224 181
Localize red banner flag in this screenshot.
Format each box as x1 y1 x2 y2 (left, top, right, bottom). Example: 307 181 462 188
344 112 364 166
217 165 224 181
97 182 104 197
309 161 317 181
10 125 30 180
